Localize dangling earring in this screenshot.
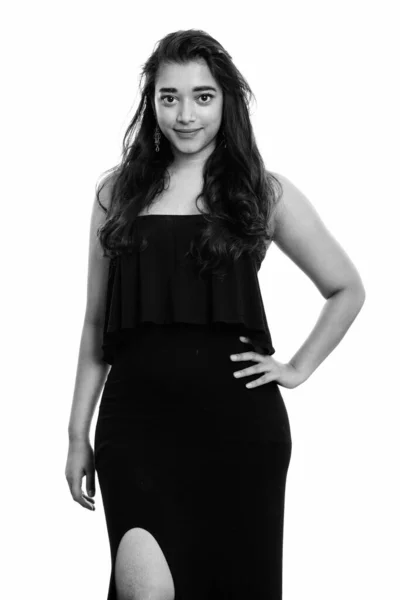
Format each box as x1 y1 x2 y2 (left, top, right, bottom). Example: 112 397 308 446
154 125 161 152
222 130 227 149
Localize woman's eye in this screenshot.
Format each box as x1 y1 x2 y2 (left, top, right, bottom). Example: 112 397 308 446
160 94 214 105
160 95 175 104
198 94 213 102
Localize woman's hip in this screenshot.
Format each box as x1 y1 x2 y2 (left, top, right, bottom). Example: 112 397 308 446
97 323 291 444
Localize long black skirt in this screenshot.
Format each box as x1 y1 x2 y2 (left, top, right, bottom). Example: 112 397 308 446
94 322 292 599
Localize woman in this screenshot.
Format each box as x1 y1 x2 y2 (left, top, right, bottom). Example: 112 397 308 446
65 29 366 600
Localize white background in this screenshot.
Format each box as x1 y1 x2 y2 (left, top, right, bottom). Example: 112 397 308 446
2 1 399 598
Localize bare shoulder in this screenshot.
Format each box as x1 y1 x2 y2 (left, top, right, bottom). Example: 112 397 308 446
96 171 118 214
269 171 316 235
268 171 365 299
91 171 119 250
84 172 118 327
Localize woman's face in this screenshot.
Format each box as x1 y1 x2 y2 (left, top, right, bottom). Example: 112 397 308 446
153 59 223 163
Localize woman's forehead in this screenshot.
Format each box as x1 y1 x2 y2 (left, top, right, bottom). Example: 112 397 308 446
155 59 219 91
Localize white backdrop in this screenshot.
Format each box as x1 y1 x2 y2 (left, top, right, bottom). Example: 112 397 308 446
2 1 398 598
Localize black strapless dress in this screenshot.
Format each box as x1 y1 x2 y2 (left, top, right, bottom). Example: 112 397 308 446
94 214 292 600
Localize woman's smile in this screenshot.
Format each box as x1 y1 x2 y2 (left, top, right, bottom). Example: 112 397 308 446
174 128 203 138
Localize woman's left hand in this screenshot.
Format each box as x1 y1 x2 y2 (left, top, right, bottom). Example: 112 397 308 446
230 336 306 390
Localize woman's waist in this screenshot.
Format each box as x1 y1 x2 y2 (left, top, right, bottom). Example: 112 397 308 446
103 322 281 409
109 322 256 375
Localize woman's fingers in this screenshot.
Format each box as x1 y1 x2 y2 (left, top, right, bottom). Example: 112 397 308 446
82 493 96 508
233 362 267 379
75 486 96 510
65 440 96 511
85 473 96 499
67 475 96 510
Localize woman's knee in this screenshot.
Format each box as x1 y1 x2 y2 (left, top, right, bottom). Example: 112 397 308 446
115 527 175 600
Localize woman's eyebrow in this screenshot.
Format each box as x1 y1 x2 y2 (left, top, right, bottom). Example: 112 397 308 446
158 85 218 93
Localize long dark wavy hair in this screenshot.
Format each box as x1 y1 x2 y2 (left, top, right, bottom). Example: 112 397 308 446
96 28 283 279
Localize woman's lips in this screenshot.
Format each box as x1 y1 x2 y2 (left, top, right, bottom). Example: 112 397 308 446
174 128 202 137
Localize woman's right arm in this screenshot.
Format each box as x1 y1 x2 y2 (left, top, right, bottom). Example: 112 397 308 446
65 175 115 510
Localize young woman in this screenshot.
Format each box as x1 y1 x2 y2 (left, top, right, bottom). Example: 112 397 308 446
65 29 366 600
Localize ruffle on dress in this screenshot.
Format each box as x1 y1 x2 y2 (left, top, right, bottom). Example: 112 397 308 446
101 215 275 365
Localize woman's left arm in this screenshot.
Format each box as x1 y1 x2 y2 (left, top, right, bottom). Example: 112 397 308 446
271 172 366 384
